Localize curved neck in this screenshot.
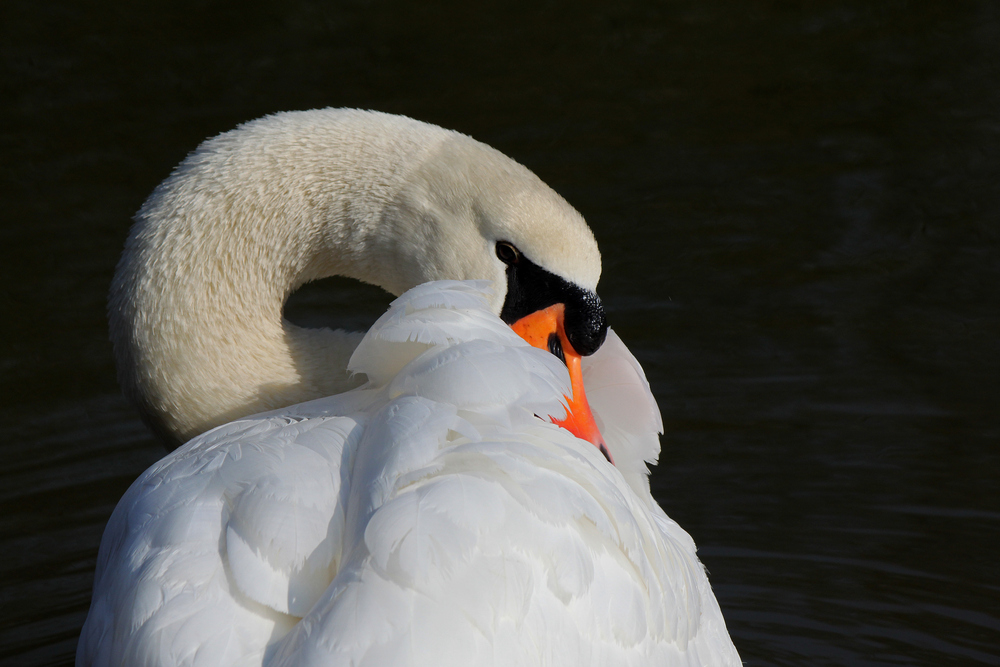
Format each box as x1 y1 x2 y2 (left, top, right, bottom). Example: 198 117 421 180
109 111 454 447
109 109 599 448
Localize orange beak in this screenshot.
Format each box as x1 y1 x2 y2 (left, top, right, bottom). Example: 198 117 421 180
511 304 614 465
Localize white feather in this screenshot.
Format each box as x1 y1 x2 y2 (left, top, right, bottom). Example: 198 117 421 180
83 109 739 666
583 329 665 493
80 282 740 667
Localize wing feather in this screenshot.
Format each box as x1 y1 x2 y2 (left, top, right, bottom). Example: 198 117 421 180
80 281 740 667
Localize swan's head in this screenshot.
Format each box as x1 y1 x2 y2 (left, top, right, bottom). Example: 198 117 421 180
338 128 611 460
343 130 608 358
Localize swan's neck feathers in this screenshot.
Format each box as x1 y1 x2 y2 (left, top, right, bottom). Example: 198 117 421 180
109 109 600 446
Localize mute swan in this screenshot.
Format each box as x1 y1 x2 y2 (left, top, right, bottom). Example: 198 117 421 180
79 109 740 666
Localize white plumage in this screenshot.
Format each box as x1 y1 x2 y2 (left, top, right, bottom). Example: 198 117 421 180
80 109 740 666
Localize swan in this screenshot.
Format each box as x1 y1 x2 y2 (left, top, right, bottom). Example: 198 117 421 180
79 109 741 666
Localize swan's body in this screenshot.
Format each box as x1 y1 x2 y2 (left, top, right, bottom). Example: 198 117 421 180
81 109 740 666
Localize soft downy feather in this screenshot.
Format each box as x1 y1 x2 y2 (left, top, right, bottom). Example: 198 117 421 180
79 281 740 667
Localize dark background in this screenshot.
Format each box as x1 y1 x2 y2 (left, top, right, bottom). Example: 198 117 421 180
2 1 998 665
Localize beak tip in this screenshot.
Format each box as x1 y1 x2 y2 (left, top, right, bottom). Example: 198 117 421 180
511 305 613 466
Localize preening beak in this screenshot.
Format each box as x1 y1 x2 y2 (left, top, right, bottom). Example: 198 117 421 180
511 304 614 465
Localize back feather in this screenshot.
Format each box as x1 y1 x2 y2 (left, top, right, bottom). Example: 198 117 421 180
79 281 740 667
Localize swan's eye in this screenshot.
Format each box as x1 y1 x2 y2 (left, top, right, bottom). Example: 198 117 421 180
496 241 521 265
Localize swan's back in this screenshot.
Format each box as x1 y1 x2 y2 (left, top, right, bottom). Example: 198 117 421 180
80 281 739 667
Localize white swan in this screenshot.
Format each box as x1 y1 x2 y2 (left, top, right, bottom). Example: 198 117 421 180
79 109 740 666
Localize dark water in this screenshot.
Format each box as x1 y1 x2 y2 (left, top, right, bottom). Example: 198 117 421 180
2 1 999 665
